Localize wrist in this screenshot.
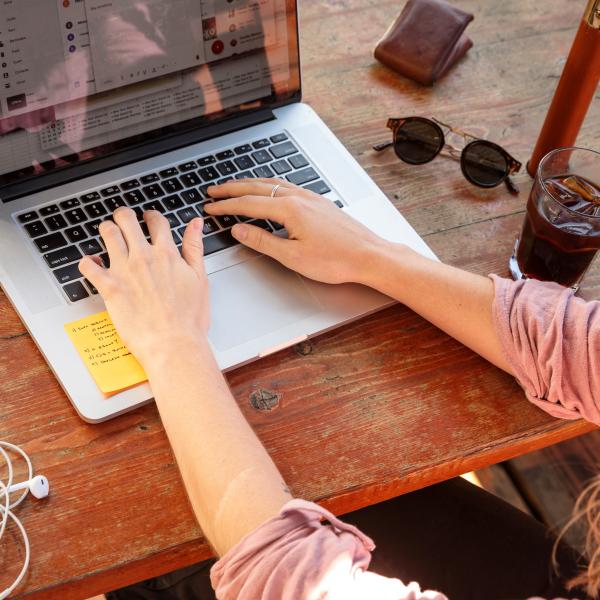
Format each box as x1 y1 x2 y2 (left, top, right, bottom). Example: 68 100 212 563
137 332 213 375
353 238 415 290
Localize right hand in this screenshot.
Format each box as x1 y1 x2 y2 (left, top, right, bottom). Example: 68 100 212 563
205 179 392 285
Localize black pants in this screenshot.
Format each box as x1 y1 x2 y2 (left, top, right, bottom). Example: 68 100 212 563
107 478 587 600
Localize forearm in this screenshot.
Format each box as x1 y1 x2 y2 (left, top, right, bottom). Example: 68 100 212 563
144 338 292 556
360 242 512 374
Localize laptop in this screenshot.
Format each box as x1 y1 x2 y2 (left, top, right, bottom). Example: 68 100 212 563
0 0 436 422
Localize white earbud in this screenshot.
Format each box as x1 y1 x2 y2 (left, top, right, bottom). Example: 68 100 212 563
7 475 50 499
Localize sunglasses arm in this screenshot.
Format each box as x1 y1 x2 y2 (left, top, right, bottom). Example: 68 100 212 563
372 141 395 152
504 176 520 195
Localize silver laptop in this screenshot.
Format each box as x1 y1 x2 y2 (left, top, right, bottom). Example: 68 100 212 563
0 0 436 422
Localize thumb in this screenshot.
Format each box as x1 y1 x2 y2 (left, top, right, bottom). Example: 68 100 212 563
78 255 110 294
231 223 290 261
182 218 205 276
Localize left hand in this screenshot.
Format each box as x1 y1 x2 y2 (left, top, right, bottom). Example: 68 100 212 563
78 208 210 368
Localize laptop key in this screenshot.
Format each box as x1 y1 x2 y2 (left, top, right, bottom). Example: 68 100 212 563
34 232 67 252
234 144 252 155
104 196 126 212
143 200 165 213
272 159 291 175
287 167 319 186
164 194 184 210
120 179 140 191
133 207 144 221
235 171 254 179
166 213 181 228
334 200 343 208
60 198 81 210
64 208 87 225
270 133 288 143
84 279 98 295
197 156 217 166
40 204 60 216
140 173 160 184
180 172 202 187
124 189 145 205
100 185 120 197
44 214 68 231
181 188 203 204
159 167 178 178
252 139 271 149
270 141 298 159
251 150 271 164
44 245 82 269
216 161 238 176
65 226 88 243
80 191 101 203
142 183 164 199
80 239 103 255
85 220 102 237
234 155 255 170
177 207 198 224
216 150 234 161
178 161 197 172
253 166 275 178
218 177 234 185
203 218 219 235
53 262 82 284
216 215 238 229
140 222 150 238
305 180 331 195
63 281 89 302
289 153 309 169
172 229 181 244
24 221 48 238
162 178 183 193
18 211 39 223
203 230 236 255
198 166 220 182
250 219 273 232
85 203 107 219
100 253 110 267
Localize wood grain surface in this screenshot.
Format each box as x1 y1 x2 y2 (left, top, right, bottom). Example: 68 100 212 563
2 0 600 597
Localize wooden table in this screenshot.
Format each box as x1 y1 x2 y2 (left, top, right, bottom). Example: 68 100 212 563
2 0 599 597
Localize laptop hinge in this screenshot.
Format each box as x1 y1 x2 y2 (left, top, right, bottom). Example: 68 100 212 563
0 107 276 203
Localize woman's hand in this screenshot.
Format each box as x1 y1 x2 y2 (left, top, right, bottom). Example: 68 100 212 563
78 207 209 367
205 179 391 285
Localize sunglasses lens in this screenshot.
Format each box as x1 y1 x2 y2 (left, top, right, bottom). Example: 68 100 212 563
462 141 508 187
394 119 443 165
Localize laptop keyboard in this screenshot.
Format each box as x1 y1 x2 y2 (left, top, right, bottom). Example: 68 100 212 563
15 132 343 303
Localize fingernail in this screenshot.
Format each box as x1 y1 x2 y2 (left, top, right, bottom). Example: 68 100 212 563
232 224 247 241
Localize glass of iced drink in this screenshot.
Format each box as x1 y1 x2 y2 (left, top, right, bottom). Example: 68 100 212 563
509 147 600 289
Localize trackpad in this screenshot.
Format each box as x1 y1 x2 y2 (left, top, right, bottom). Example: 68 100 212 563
208 256 321 351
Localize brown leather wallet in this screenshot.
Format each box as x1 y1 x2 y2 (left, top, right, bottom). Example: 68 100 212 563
374 0 474 86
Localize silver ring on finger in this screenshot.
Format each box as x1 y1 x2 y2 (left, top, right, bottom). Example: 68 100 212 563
270 183 281 198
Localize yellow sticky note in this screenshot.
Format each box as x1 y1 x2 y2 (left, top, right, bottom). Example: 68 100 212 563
64 311 148 395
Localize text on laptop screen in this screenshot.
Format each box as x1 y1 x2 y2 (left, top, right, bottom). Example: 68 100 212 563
0 0 300 188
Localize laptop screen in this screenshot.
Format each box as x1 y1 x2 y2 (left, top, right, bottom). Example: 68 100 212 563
0 0 300 191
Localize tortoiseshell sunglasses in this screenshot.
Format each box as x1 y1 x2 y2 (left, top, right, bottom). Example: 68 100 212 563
373 117 522 194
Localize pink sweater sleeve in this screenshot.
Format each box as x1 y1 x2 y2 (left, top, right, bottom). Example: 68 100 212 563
491 275 600 424
210 499 447 600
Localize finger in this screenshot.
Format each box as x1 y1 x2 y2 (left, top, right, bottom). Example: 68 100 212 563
204 195 286 221
207 179 296 199
112 207 148 251
182 218 205 276
78 255 111 293
231 222 292 261
99 219 128 262
144 210 176 249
